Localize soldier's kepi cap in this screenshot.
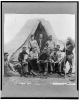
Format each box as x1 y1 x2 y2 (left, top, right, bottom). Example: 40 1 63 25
4 52 9 56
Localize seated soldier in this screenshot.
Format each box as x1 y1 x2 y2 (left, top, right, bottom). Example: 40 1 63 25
56 45 65 74
58 52 66 75
48 48 54 74
37 47 49 76
4 52 20 77
18 47 29 76
50 47 62 73
28 47 38 76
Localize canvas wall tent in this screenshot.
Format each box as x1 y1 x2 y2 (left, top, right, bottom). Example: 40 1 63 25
4 19 64 64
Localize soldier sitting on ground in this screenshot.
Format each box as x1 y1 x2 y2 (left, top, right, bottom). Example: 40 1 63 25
4 52 20 77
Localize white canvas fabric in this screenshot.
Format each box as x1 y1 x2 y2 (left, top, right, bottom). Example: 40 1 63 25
4 19 64 63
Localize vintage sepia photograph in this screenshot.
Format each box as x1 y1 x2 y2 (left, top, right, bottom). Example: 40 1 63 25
1 2 78 98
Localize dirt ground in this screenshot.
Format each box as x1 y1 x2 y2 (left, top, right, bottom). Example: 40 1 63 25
1 73 78 97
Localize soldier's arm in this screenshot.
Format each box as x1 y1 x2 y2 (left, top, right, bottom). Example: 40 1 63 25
35 40 38 45
35 40 40 53
8 62 16 72
60 47 65 52
45 41 48 47
51 59 54 63
54 60 58 63
28 52 33 60
38 53 43 61
18 53 22 62
50 55 55 63
72 42 75 48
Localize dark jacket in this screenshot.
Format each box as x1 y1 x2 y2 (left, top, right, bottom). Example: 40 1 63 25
51 52 58 62
38 52 49 61
37 39 45 52
18 51 28 62
62 41 75 55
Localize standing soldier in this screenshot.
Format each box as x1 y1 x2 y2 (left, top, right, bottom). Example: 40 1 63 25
37 33 45 53
28 34 40 53
45 35 55 54
61 37 75 74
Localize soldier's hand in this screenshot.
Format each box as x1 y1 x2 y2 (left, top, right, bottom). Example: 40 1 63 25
59 62 61 64
44 60 47 63
51 60 54 63
37 61 39 63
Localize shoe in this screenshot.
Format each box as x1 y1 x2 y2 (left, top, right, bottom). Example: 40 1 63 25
39 71 42 73
31 70 37 76
24 74 28 77
44 72 47 76
58 72 61 75
26 72 30 75
29 71 32 75
60 72 65 76
68 68 72 74
20 73 24 77
50 72 53 75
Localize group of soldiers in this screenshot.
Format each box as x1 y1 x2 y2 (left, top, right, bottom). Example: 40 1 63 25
4 33 75 77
